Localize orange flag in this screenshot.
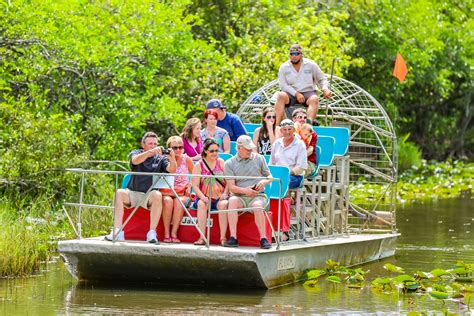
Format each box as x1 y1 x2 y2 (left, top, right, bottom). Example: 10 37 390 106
393 53 408 83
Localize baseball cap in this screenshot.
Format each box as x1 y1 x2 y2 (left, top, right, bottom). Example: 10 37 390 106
206 99 227 110
280 119 295 128
236 135 256 150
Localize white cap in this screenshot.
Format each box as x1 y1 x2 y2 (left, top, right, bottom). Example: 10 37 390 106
236 135 257 150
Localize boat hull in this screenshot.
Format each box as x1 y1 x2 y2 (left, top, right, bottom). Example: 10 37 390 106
58 233 398 289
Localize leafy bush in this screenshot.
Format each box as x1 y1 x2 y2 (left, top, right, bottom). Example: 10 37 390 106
398 134 422 172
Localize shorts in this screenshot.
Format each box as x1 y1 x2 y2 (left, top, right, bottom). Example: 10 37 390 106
289 175 304 189
191 198 220 210
285 91 317 107
232 193 268 209
128 190 157 209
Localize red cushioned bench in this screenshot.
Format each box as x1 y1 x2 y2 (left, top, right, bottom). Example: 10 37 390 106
122 207 273 247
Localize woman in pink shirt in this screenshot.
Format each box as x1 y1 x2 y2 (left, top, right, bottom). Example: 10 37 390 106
161 136 194 243
181 118 203 161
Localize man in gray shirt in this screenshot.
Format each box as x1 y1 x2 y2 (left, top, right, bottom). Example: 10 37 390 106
275 44 332 126
223 135 272 249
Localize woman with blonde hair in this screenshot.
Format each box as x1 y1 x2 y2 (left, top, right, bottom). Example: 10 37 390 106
181 118 203 161
161 136 194 243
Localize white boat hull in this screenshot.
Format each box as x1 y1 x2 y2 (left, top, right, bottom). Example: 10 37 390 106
58 233 398 289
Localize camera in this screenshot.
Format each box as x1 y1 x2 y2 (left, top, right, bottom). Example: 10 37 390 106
162 148 171 155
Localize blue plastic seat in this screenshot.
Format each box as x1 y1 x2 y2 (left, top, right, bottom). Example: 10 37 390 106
248 131 254 140
121 174 131 189
218 152 233 161
230 141 237 155
313 127 349 157
263 154 271 164
265 165 290 199
315 136 335 167
243 123 261 133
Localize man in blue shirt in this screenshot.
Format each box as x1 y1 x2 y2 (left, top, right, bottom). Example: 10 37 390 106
206 99 247 141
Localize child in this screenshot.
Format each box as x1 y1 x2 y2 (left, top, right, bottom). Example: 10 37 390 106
298 123 318 177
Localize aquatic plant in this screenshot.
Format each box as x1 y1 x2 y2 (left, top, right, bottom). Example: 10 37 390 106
304 261 473 312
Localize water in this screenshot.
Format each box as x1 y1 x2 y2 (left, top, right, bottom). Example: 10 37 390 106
1 197 473 314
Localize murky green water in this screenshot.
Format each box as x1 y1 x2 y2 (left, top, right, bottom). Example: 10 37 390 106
1 197 472 314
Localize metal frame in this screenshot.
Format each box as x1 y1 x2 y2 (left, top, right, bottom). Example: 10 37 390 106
237 77 397 233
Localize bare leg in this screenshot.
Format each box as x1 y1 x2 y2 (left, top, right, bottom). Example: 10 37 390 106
162 196 174 238
148 191 163 231
171 196 186 238
275 92 290 126
114 189 130 228
227 197 243 238
306 95 319 122
252 200 267 239
217 200 229 242
196 200 208 241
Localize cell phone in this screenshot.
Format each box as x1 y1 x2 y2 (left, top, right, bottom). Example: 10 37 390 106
251 184 257 190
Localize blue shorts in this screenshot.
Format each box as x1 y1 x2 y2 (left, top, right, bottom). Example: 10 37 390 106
289 175 304 189
191 198 219 210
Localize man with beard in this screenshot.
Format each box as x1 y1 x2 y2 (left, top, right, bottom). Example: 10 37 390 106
274 44 332 126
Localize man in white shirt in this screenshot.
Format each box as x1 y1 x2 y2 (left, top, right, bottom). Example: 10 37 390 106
275 44 332 126
270 119 307 189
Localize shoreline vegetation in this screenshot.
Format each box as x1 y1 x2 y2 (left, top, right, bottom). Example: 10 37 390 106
0 160 472 278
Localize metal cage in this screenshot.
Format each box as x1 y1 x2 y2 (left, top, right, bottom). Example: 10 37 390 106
237 77 397 233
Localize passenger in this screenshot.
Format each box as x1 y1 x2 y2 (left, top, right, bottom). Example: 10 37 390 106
270 119 307 189
206 99 246 141
161 136 194 243
298 123 318 177
252 107 281 155
291 108 308 133
224 135 272 249
105 131 177 243
274 44 332 126
181 118 203 162
201 109 230 153
191 138 229 246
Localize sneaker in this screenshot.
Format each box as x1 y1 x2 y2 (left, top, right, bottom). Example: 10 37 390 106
260 238 272 249
104 228 124 241
224 236 238 248
146 229 159 244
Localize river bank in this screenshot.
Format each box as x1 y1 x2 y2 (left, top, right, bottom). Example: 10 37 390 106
0 160 472 277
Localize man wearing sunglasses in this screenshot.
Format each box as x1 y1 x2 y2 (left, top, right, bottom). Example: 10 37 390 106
275 44 331 126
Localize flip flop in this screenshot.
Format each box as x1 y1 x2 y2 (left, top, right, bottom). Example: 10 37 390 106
171 237 181 243
163 237 172 243
193 239 206 246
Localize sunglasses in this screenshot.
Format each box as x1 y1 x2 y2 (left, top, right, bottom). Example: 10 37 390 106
295 115 307 119
290 52 301 56
280 122 294 128
171 146 184 150
207 149 219 153
265 115 276 119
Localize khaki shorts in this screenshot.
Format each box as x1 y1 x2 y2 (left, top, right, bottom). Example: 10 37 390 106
128 190 159 209
232 193 268 209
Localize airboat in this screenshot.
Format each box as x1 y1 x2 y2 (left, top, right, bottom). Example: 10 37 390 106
58 76 399 289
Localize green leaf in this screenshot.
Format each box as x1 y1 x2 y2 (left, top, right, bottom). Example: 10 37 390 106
326 275 342 283
428 290 449 299
383 263 405 274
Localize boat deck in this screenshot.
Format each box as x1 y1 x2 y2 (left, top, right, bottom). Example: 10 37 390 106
59 233 399 289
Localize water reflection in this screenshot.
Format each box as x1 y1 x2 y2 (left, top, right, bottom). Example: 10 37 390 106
1 197 472 314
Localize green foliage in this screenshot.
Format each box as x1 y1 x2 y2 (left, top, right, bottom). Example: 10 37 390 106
351 160 473 205
306 260 473 312
342 0 472 160
398 134 422 172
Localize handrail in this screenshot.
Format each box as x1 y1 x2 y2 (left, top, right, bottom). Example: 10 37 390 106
62 168 284 248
